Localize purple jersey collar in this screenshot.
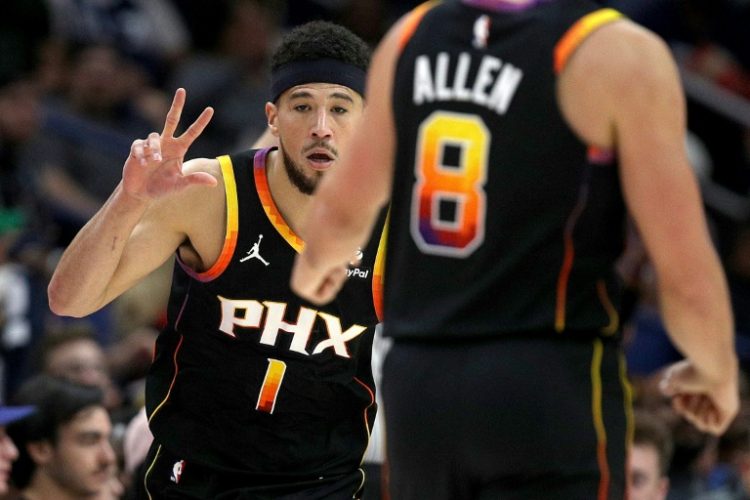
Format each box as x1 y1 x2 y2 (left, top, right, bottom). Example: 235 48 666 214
461 0 550 12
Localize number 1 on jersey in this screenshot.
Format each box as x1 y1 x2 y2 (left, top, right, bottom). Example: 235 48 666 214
256 358 287 414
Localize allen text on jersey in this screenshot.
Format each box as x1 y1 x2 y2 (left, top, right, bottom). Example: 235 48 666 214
413 52 523 115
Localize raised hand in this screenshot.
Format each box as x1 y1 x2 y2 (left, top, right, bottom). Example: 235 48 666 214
123 88 216 201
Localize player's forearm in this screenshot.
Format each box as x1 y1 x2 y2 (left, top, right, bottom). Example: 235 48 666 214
658 258 737 384
303 151 388 269
303 194 382 270
48 183 150 317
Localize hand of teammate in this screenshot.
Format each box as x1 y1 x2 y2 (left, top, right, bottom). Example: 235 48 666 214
659 359 739 435
291 252 348 305
291 245 363 305
122 88 216 201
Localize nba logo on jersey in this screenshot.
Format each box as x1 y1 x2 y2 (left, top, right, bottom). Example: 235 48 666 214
473 15 490 49
170 460 185 484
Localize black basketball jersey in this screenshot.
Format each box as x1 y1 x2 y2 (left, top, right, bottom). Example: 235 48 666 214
385 0 627 339
146 148 386 480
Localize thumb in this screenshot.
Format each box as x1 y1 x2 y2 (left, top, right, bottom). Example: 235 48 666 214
659 363 704 397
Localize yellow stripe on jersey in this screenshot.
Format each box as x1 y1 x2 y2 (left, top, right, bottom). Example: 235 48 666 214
188 155 239 281
590 339 611 500
554 9 624 75
597 280 620 335
373 210 389 322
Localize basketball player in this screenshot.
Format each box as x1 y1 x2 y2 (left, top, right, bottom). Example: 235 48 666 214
49 21 385 498
291 1 739 498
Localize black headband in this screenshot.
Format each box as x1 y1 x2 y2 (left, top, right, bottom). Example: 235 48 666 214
270 58 366 102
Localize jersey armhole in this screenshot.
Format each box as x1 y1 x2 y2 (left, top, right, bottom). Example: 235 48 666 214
553 8 624 75
176 155 239 282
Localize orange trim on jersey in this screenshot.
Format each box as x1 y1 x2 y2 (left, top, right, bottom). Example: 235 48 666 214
597 280 620 335
372 211 390 322
555 188 589 332
591 339 611 500
178 155 239 282
254 151 305 253
554 9 623 75
148 334 184 424
354 376 376 463
399 1 441 51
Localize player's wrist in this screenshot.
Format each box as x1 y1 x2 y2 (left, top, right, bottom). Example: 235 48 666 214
114 182 153 210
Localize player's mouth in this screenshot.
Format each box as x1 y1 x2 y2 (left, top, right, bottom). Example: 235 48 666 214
305 148 336 170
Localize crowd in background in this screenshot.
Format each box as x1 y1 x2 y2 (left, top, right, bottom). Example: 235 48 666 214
0 0 749 498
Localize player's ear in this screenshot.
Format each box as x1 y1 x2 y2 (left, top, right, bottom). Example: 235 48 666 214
265 102 279 137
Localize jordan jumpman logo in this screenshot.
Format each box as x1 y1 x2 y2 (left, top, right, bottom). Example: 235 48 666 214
240 234 270 266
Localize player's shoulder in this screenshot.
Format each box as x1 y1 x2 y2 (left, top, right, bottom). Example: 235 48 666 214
568 18 674 82
149 157 226 228
183 156 222 179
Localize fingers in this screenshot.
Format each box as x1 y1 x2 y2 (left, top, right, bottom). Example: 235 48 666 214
313 267 348 304
147 133 162 162
130 133 163 166
672 393 734 435
162 88 186 137
178 106 214 146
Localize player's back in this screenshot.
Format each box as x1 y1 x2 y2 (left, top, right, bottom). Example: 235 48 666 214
385 0 627 339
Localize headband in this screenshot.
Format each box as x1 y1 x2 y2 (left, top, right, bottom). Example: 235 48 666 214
270 58 366 102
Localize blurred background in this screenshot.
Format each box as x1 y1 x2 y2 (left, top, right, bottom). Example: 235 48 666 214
0 1 749 498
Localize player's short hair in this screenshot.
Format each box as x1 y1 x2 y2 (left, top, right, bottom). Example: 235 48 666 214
270 21 371 102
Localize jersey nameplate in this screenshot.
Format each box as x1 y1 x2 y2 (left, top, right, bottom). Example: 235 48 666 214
413 52 523 115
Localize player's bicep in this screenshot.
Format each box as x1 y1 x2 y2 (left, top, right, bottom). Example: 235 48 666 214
614 31 713 278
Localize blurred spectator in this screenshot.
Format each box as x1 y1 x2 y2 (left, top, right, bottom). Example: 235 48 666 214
698 404 750 499
0 403 34 496
629 375 715 500
6 375 120 499
606 0 750 199
119 407 150 500
0 74 53 401
0 0 50 85
36 325 124 414
336 0 388 46
44 0 190 84
20 43 155 247
168 0 281 156
630 410 674 500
